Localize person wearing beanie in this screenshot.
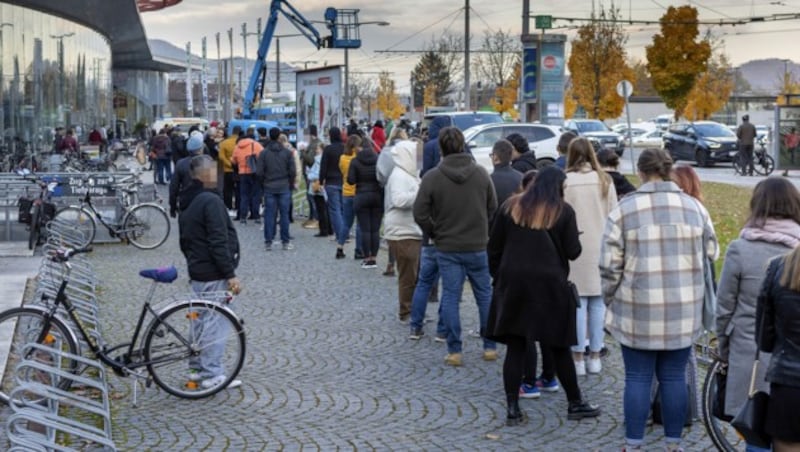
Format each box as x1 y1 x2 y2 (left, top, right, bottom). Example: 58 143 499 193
169 133 206 217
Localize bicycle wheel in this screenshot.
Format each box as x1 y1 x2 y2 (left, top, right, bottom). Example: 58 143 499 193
0 307 79 405
732 153 743 175
144 300 245 399
53 206 97 249
755 154 775 176
701 359 743 451
27 204 41 250
123 203 170 249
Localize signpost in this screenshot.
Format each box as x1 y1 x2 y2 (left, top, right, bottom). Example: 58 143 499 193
535 15 552 30
616 79 635 171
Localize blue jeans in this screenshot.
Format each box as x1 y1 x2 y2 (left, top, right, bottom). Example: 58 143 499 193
325 185 345 246
436 250 495 354
238 175 260 221
410 246 444 335
264 190 291 244
342 195 362 253
189 280 232 378
155 158 171 184
572 295 606 353
621 346 691 446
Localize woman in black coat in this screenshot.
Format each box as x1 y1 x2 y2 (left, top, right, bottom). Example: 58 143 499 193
486 166 600 426
347 137 383 268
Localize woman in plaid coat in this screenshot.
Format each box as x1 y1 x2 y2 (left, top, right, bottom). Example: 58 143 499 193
599 148 718 452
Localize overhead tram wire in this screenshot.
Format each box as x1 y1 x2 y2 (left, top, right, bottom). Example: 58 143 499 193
383 8 463 52
540 12 800 26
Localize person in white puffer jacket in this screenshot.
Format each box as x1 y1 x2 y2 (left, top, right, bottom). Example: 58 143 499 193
384 140 423 321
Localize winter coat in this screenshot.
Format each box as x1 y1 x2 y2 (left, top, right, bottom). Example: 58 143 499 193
371 125 386 151
256 140 295 193
232 138 263 176
716 219 800 417
606 170 637 199
600 181 718 350
347 149 381 195
320 128 345 186
178 181 240 282
169 156 194 214
564 165 617 296
511 152 538 174
490 164 523 211
758 256 800 388
376 145 395 187
150 134 171 159
383 141 422 241
413 153 497 253
486 203 582 346
421 116 449 176
737 122 757 146
218 135 238 173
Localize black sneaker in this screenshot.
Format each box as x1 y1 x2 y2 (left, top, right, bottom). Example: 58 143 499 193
335 248 345 259
265 242 272 251
354 250 365 260
409 329 424 340
567 400 600 420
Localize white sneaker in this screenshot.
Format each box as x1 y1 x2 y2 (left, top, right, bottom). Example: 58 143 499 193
200 374 227 389
574 360 586 376
226 379 242 389
587 357 602 374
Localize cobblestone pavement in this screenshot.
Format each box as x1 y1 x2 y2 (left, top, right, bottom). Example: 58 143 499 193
3 185 720 451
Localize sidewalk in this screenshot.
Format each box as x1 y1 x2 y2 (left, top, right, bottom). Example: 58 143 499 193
0 244 41 384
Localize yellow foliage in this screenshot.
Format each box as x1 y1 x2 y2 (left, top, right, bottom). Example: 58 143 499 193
376 71 405 120
564 86 577 119
684 52 734 121
423 84 436 108
489 61 520 118
777 74 800 105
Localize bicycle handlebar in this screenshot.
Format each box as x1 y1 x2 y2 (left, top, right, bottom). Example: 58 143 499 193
50 246 93 263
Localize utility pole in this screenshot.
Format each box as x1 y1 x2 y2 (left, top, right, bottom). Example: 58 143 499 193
464 0 470 111
228 28 234 120
521 0 529 122
216 32 221 116
241 22 247 103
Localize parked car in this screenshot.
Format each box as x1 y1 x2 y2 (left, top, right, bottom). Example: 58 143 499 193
632 129 665 148
422 111 504 132
612 122 656 138
463 122 561 173
662 121 738 167
563 119 625 156
651 113 674 130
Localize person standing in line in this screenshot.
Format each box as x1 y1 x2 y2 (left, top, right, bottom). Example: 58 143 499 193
413 126 498 366
301 125 322 228
320 127 347 259
307 141 332 238
347 135 383 269
486 166 600 425
489 139 523 213
218 126 240 214
597 149 636 200
554 131 577 170
384 140 423 322
506 133 538 173
257 127 296 251
232 130 263 226
371 119 386 151
600 148 717 452
177 154 242 390
377 127 409 277
150 128 172 185
757 231 800 452
169 133 205 218
716 177 800 452
341 135 364 260
737 114 757 176
564 137 617 376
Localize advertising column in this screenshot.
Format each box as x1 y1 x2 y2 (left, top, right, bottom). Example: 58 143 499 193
295 66 343 144
539 35 566 125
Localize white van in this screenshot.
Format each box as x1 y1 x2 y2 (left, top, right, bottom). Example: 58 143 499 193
151 117 209 136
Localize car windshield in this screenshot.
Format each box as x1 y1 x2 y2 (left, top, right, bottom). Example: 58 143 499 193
576 121 609 133
452 114 503 130
695 123 735 138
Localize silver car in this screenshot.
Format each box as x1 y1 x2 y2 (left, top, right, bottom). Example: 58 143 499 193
463 123 561 173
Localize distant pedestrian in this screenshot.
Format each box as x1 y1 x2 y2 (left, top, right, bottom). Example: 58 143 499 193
307 141 333 237
218 126 240 212
169 133 205 217
489 139 523 212
347 135 383 268
341 135 363 259
320 127 347 259
371 120 386 151
256 127 296 250
232 130 263 225
413 126 498 366
150 128 172 185
737 114 757 176
506 133 538 173
597 149 636 200
554 131 577 170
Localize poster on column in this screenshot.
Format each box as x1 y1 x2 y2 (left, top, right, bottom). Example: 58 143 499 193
295 66 342 144
540 40 565 125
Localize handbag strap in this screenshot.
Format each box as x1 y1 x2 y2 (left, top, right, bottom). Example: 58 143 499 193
545 229 568 272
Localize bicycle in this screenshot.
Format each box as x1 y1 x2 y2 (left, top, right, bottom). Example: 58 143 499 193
0 246 246 405
53 173 170 249
696 332 744 451
733 146 774 176
18 174 60 250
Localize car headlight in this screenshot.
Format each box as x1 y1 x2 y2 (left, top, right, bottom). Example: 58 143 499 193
707 142 721 149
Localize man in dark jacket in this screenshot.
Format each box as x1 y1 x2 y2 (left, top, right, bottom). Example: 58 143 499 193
169 132 205 217
177 154 241 390
421 116 450 176
257 127 296 251
320 127 347 258
413 126 498 367
490 139 523 211
506 133 538 173
737 114 757 176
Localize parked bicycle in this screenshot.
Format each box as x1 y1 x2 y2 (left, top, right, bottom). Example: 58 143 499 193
53 174 170 249
0 246 246 405
733 147 774 176
17 172 61 250
696 332 744 451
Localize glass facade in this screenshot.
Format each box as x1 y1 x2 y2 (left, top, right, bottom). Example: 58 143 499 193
0 3 112 154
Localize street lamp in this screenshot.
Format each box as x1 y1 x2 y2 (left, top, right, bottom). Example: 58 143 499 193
343 21 389 118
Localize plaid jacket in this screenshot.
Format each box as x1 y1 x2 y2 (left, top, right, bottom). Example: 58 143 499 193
600 181 718 350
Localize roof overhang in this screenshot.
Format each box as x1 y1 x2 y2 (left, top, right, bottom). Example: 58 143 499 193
3 0 183 72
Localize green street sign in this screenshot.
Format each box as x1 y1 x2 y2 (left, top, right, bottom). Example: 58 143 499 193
535 15 553 30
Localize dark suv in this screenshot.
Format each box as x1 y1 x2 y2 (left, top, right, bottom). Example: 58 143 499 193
422 112 504 132
662 121 738 167
563 119 625 156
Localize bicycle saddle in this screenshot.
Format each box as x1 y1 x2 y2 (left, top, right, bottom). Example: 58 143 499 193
139 266 178 283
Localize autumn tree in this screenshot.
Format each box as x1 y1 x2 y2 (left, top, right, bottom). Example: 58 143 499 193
423 83 436 108
776 72 800 106
646 5 711 119
631 59 657 96
684 50 734 120
567 3 634 119
349 74 376 117
475 29 520 87
563 83 578 119
490 61 520 118
376 71 405 120
411 51 452 107
428 33 464 84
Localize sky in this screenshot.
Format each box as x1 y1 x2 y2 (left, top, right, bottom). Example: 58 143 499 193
140 0 800 94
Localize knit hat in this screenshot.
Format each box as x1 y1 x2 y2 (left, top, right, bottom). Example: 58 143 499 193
186 134 204 153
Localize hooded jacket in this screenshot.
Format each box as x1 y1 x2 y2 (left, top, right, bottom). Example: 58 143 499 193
256 140 296 193
178 181 240 282
511 151 538 173
422 116 449 176
320 127 345 186
384 141 423 241
347 148 381 194
231 137 263 175
413 152 497 252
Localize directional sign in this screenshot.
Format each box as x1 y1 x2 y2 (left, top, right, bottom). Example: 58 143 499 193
535 15 553 30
